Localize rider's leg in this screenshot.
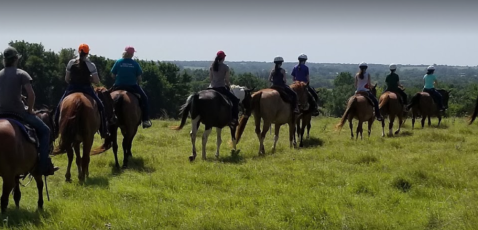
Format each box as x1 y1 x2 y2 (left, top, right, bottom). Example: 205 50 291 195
368 91 383 120
432 89 445 110
221 88 240 123
285 85 300 113
84 86 109 137
22 112 58 176
130 84 152 128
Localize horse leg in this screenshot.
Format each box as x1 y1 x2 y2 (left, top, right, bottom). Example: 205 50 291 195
289 121 296 149
295 118 301 147
428 116 432 127
65 147 74 182
189 117 200 161
82 138 93 180
412 113 416 129
215 127 222 158
395 115 403 135
272 124 281 153
357 121 363 140
122 134 135 169
389 114 395 136
438 114 442 126
33 175 44 210
421 116 426 128
13 178 20 208
306 123 311 139
201 126 212 160
111 127 120 168
349 118 354 139
73 143 83 182
261 121 271 155
381 118 385 137
1 176 14 213
368 118 374 138
299 118 307 147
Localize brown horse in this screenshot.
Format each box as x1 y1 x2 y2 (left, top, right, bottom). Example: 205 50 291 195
236 81 309 155
408 89 451 129
295 88 319 147
335 84 378 140
0 109 55 213
91 89 142 169
52 87 113 182
468 95 478 125
378 90 407 137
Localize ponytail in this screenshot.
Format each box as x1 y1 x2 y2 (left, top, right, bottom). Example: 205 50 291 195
211 56 225 72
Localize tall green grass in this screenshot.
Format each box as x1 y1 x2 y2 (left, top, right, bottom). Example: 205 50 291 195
1 117 478 230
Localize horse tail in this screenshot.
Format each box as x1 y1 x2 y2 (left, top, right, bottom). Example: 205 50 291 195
170 93 196 130
408 93 422 109
468 95 478 125
335 96 356 131
379 93 390 109
91 94 124 155
236 91 261 144
52 97 84 155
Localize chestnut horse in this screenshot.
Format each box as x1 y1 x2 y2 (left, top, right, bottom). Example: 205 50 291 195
378 90 407 137
52 87 113 182
236 81 309 155
335 84 377 140
91 88 142 169
0 109 55 213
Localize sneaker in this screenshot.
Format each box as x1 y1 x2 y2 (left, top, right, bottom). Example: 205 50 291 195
43 164 60 176
142 120 152 129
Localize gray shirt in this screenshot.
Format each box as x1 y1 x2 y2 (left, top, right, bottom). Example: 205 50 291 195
209 62 229 88
0 67 32 114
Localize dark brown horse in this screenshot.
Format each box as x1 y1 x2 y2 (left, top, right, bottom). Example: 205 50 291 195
0 109 55 213
335 84 377 140
378 90 407 136
52 87 113 182
236 81 309 155
468 95 478 125
295 87 320 147
91 89 141 169
408 89 451 129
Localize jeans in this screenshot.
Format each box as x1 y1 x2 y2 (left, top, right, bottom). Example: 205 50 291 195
54 84 106 136
212 87 240 120
423 88 444 109
114 84 150 121
22 111 51 172
366 91 381 117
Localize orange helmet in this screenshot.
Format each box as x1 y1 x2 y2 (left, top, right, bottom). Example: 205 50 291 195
78 43 90 54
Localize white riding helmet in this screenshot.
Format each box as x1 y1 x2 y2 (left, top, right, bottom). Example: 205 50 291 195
298 53 308 60
389 63 397 70
274 56 284 62
427 65 435 71
359 62 368 67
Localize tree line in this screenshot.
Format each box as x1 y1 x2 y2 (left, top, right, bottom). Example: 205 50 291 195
1 40 477 119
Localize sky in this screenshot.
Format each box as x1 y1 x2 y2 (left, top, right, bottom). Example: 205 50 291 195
2 0 478 66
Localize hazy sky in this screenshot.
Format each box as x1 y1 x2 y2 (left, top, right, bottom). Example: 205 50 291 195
2 0 478 66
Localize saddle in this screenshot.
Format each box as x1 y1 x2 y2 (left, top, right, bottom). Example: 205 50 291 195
206 87 234 107
270 85 292 104
0 112 39 147
354 91 374 107
109 85 142 100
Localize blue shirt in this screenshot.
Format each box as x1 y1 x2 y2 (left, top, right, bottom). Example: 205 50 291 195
291 64 309 82
111 58 143 86
423 74 437 89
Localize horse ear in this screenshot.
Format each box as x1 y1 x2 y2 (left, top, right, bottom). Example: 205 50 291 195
374 83 378 87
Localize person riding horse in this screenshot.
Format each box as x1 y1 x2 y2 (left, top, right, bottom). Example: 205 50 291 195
54 43 110 138
0 46 59 176
384 63 409 112
110 46 152 129
291 53 319 116
208 50 240 126
269 56 300 114
355 62 383 121
407 65 445 112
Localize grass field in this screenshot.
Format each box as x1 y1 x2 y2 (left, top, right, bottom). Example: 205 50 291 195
2 116 478 230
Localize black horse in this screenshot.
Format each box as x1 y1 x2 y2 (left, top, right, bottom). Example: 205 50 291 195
171 86 253 161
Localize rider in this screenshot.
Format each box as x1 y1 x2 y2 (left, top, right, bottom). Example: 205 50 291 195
422 65 445 111
208 50 240 126
384 63 409 111
0 46 59 176
269 56 300 114
291 53 319 116
355 62 383 121
110 46 152 129
54 43 109 138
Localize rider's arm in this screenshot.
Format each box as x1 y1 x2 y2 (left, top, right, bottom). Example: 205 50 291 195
225 68 231 86
306 66 310 83
354 75 358 88
85 61 100 85
268 70 273 82
23 82 35 113
65 60 73 83
291 67 296 81
136 61 143 84
282 70 287 84
367 74 372 89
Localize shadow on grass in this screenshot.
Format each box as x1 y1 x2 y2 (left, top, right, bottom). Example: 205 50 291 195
204 150 247 164
109 156 155 175
83 176 110 188
299 137 325 148
0 208 52 228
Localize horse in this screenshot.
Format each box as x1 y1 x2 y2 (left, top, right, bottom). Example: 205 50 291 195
295 87 319 147
235 81 310 155
378 89 408 137
171 85 254 161
52 87 114 182
91 86 142 169
468 94 478 125
230 85 256 116
0 108 55 213
335 84 378 140
408 89 451 129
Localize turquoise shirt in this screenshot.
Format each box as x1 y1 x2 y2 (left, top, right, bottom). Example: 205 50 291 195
111 58 143 86
423 74 437 89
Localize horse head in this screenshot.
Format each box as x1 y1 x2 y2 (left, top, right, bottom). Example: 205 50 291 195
34 108 56 152
370 83 378 98
95 87 115 122
291 81 310 111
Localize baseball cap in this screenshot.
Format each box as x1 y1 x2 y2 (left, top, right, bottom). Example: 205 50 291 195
125 46 136 54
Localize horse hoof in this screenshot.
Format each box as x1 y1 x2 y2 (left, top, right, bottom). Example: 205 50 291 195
122 165 128 169
189 156 196 162
394 130 400 135
65 178 72 183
